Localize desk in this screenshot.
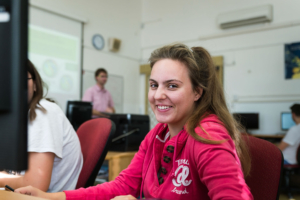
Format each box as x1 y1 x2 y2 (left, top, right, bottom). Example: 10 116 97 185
105 151 137 181
248 134 285 143
0 190 48 200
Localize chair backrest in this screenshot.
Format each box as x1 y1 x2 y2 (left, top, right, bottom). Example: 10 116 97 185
242 135 283 200
76 118 116 188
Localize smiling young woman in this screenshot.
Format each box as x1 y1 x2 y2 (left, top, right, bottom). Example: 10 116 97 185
15 44 253 200
148 59 202 138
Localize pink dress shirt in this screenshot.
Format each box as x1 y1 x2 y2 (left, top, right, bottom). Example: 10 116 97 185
82 85 114 117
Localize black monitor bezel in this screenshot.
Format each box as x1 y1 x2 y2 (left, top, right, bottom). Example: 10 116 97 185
0 0 28 170
66 101 92 130
233 112 259 130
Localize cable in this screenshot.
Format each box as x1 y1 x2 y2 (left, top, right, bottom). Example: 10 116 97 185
112 128 139 142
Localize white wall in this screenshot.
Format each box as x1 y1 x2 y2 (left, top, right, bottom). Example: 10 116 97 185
141 0 300 134
30 0 143 114
28 0 300 133
141 0 300 51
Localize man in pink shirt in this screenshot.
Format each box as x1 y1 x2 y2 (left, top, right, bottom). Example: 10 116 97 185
82 68 115 118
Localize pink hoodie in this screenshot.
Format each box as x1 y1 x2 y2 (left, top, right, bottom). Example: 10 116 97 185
65 114 253 200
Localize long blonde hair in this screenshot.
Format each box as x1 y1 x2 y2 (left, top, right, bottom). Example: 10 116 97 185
149 43 250 176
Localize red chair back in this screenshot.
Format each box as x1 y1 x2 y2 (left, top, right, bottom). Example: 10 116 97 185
76 118 115 188
243 135 283 200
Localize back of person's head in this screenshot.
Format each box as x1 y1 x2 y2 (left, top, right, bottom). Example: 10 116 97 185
95 68 108 78
28 59 46 122
290 104 300 117
149 43 250 176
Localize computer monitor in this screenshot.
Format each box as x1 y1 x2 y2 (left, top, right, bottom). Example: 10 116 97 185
281 112 296 131
0 0 28 170
108 114 150 151
233 113 259 132
66 101 92 130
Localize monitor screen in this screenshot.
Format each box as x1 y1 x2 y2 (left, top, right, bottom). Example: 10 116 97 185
66 101 92 130
0 0 28 170
281 112 296 131
233 113 259 131
108 114 150 151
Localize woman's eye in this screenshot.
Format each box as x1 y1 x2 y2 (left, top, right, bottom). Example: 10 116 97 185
150 83 157 88
168 84 177 89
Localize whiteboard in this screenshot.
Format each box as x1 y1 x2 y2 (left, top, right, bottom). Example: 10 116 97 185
82 70 123 113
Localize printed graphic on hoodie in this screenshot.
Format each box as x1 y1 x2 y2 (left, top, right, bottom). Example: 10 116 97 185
171 159 192 195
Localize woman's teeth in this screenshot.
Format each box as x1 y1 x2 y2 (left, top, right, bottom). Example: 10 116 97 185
158 106 170 110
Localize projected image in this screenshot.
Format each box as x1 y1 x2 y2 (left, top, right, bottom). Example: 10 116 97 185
42 60 58 77
28 7 82 111
28 25 80 96
60 75 73 91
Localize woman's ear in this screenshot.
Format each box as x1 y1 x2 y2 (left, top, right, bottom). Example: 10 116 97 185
194 87 203 101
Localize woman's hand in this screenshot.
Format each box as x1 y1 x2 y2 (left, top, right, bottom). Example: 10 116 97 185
110 195 137 200
15 186 47 197
15 186 66 200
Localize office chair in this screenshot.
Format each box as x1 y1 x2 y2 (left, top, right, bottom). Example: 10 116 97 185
76 118 116 188
242 135 283 200
283 145 300 200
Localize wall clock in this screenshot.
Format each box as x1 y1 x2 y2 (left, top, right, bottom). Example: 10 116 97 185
92 34 105 50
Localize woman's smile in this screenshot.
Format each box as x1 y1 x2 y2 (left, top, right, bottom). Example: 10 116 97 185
157 105 173 112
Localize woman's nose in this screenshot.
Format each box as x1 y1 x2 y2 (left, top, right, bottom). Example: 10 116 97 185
154 86 166 100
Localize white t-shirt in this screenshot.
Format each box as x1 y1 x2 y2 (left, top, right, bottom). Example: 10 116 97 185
282 123 300 164
28 99 83 192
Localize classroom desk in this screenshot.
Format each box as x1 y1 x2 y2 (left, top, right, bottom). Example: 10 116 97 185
105 151 137 181
0 190 48 200
247 134 285 143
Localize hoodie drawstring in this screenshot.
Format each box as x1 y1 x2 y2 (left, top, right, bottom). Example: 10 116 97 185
172 130 181 177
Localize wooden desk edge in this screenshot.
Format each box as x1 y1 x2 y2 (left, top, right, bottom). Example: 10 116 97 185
245 134 285 139
0 190 49 200
105 151 138 160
